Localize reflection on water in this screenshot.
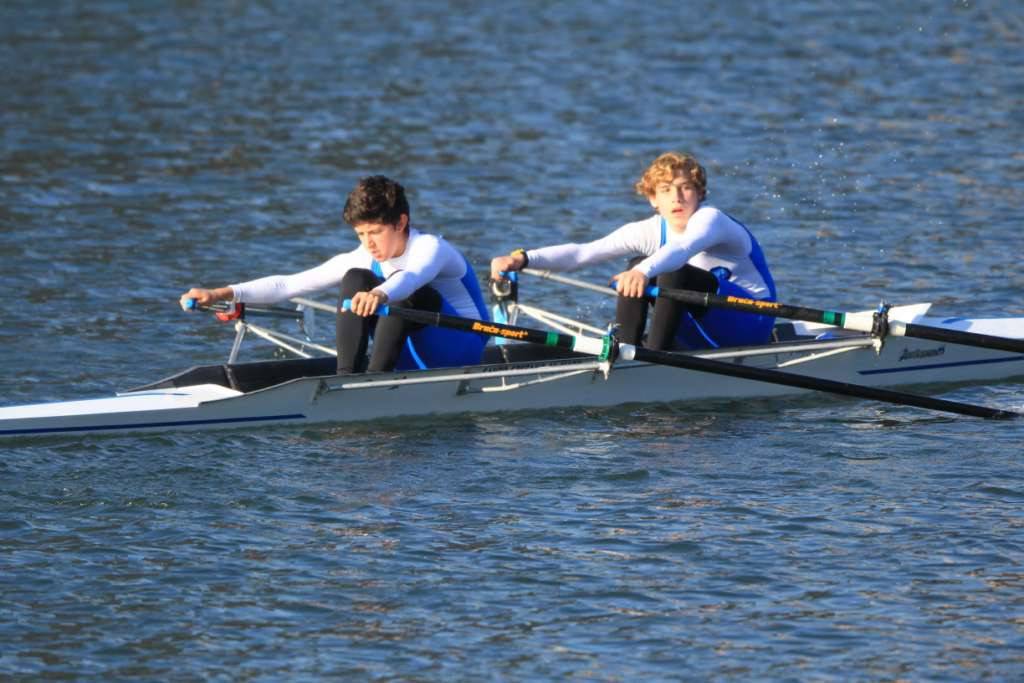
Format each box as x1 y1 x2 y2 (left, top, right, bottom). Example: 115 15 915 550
2 1 1024 679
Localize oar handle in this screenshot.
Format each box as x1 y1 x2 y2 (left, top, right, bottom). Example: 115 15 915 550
181 299 242 321
181 298 238 314
340 298 390 316
182 298 300 321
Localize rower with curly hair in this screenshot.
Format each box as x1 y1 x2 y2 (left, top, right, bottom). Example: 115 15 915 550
491 151 776 349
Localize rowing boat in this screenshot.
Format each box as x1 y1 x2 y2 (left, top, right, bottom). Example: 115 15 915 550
2 292 1022 438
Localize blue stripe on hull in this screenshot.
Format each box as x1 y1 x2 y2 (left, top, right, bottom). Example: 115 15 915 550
858 355 1024 376
0 413 306 436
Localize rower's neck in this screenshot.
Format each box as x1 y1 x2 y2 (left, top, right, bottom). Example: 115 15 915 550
393 230 411 258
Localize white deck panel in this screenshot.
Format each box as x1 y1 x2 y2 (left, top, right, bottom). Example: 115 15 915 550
0 384 242 420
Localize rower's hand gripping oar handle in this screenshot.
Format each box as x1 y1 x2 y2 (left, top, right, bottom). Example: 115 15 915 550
180 297 246 321
490 271 519 300
605 282 708 306
340 299 390 317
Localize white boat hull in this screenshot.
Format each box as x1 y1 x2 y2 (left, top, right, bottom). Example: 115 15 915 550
2 312 1022 438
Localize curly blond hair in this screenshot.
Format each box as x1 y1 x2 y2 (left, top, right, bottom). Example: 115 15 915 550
634 152 707 201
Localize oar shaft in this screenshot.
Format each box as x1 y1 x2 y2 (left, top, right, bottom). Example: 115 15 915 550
522 268 615 296
623 345 1017 420
519 270 869 329
653 287 1024 355
897 321 1024 354
520 269 858 326
377 305 613 359
372 302 1017 420
519 269 1024 354
185 300 301 319
650 287 860 328
238 305 303 319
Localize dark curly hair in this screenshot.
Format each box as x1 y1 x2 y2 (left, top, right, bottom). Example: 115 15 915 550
342 175 410 227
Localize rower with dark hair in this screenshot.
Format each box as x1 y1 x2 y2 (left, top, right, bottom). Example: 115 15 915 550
181 175 490 373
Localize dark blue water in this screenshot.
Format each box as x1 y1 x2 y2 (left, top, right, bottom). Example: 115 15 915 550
2 1 1023 679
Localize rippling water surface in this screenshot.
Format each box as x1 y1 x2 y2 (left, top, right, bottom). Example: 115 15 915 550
2 1 1023 679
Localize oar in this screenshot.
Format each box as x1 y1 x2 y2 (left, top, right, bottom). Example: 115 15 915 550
647 286 1024 355
181 299 303 320
520 267 1024 355
522 268 616 297
368 304 1020 420
340 299 612 359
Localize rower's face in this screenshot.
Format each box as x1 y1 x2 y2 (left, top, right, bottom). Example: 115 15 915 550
353 215 408 261
650 172 701 229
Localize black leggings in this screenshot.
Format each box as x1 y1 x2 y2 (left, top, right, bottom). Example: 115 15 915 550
335 268 443 373
615 261 719 349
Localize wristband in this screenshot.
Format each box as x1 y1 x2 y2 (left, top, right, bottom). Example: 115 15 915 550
510 248 529 269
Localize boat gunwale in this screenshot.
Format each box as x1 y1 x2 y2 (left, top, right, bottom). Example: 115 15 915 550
129 333 897 404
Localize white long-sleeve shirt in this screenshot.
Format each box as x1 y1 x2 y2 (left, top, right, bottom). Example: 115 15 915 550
230 229 483 318
525 207 774 299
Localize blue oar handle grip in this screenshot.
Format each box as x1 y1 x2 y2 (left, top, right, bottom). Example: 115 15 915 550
606 283 660 298
180 297 202 312
341 298 390 316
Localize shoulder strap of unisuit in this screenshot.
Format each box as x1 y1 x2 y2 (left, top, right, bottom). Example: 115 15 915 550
460 254 490 322
722 211 776 301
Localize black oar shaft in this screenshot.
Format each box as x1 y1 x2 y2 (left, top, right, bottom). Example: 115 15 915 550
899 322 1024 354
629 346 1016 420
654 287 1024 354
379 305 1016 420
187 300 301 319
653 288 847 327
384 306 611 358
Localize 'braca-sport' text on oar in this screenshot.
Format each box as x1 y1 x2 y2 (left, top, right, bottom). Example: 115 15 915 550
518 268 1024 355
340 299 613 360
647 286 1024 355
360 303 1021 420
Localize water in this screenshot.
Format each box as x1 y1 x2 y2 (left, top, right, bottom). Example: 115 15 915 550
2 1 1023 679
